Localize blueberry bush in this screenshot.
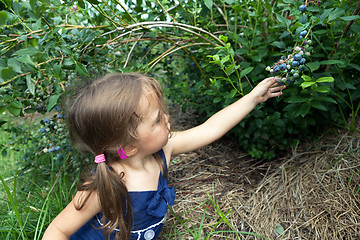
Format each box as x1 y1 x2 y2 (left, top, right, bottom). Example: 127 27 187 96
0 0 359 164
0 0 359 238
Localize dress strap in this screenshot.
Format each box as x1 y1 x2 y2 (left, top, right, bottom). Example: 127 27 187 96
157 149 167 168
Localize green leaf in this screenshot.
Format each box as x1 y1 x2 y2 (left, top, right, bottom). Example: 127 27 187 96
1 67 14 80
301 82 315 89
320 60 343 65
204 0 213 9
306 61 320 72
10 100 23 109
219 35 228 43
316 96 337 104
316 77 334 83
2 148 7 158
320 8 333 22
0 10 8 25
310 101 327 111
328 8 345 22
26 75 35 95
52 63 61 78
220 55 230 64
12 47 41 56
314 86 330 93
301 75 312 82
75 62 89 77
279 31 291 39
271 41 286 49
299 102 310 117
274 223 284 235
7 59 22 73
349 63 360 72
63 58 75 67
47 94 61 112
276 13 291 29
7 107 21 116
225 64 235 75
341 15 360 21
213 96 222 103
15 55 36 66
286 96 307 103
240 67 254 78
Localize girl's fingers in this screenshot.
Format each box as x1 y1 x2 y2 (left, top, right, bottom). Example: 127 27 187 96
270 85 285 93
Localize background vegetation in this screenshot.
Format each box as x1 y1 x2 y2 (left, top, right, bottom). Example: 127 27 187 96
0 0 359 239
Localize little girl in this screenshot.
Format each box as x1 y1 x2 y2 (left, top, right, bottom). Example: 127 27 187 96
42 72 285 240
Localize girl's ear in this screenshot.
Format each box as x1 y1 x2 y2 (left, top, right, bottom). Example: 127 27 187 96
124 146 138 157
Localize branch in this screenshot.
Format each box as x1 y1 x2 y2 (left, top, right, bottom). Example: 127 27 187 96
335 0 360 51
118 21 226 46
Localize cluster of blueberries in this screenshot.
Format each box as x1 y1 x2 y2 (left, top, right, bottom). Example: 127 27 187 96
39 106 65 134
39 105 66 159
265 4 311 84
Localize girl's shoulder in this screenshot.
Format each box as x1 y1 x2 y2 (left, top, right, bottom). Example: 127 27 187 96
73 189 102 213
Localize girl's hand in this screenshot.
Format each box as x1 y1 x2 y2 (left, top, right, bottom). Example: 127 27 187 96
249 77 286 104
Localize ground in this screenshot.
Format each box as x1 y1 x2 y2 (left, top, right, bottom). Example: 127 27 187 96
161 106 360 239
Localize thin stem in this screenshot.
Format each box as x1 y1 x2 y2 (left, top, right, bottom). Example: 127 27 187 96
149 43 210 68
113 0 138 23
156 0 176 22
102 0 128 25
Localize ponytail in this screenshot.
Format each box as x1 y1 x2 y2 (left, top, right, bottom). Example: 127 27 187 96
75 159 132 240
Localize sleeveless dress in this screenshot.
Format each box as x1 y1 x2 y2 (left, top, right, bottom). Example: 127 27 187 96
70 150 175 240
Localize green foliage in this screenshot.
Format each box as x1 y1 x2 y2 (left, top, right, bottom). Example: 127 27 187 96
0 1 358 238
1 0 359 158
0 0 359 213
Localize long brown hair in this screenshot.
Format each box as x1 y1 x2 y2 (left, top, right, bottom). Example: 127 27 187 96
66 73 170 239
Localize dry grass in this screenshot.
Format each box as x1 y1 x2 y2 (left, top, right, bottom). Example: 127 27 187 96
161 107 360 239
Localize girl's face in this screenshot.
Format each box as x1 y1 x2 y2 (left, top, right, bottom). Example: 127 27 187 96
135 92 170 155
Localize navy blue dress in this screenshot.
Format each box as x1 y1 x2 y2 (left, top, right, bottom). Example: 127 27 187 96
70 150 175 240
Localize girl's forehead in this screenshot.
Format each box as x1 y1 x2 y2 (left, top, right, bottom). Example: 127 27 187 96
137 91 160 117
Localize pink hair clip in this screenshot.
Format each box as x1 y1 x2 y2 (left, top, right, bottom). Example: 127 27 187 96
95 154 106 164
117 146 127 160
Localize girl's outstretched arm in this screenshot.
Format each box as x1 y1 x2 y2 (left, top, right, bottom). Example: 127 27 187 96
166 77 285 156
42 191 101 240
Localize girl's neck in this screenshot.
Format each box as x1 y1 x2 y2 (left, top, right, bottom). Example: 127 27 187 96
112 153 154 171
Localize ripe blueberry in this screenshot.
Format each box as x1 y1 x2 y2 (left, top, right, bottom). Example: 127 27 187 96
292 61 300 67
300 58 306 65
294 54 302 61
299 5 307 12
280 63 287 70
300 30 307 37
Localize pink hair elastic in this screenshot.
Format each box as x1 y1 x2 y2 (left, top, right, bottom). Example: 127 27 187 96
117 146 127 160
95 154 106 164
